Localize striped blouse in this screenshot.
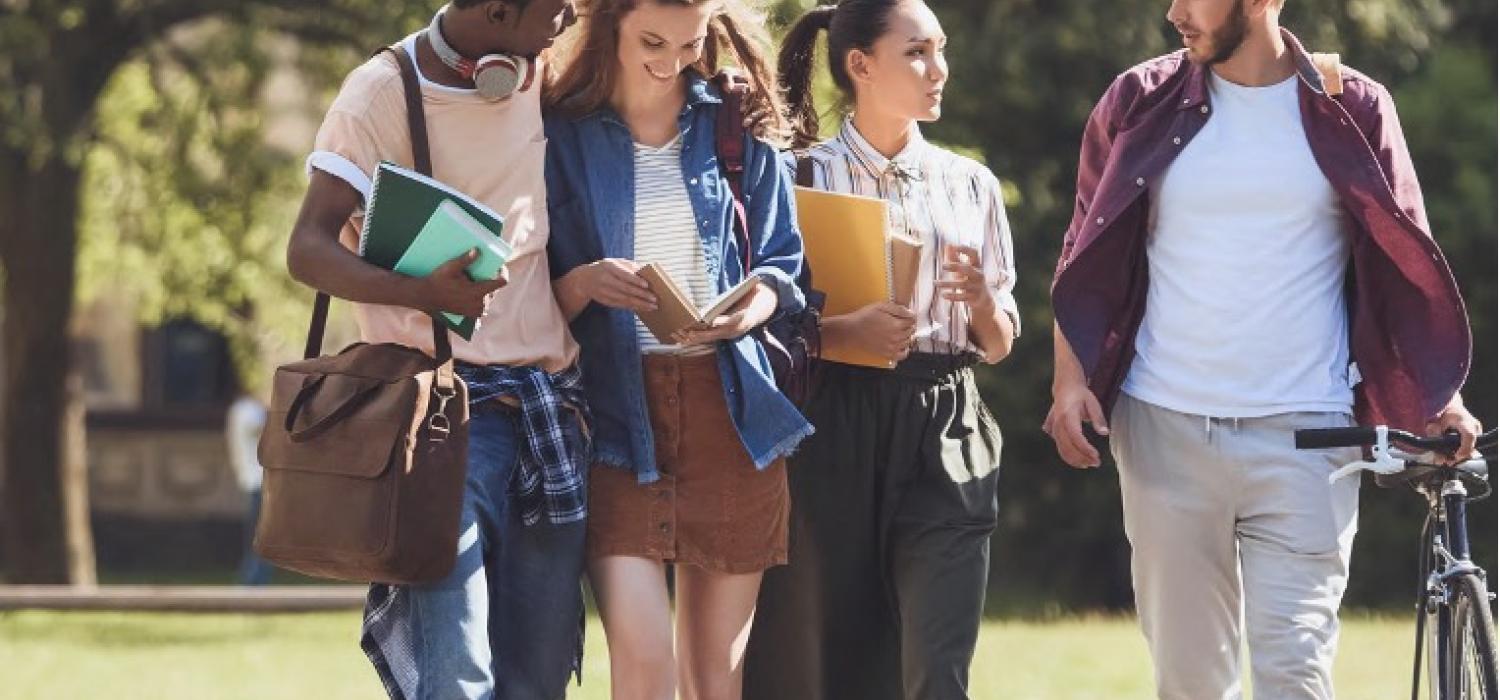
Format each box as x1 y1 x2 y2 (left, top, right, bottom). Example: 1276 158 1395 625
802 118 1021 355
632 134 715 355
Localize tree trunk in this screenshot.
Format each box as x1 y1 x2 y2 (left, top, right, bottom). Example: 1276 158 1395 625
0 148 96 585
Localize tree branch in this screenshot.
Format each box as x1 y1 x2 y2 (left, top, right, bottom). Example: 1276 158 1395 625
124 0 291 36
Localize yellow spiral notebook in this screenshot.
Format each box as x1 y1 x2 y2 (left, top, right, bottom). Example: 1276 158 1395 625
794 187 923 369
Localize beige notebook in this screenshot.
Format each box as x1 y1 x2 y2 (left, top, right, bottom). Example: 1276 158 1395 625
889 231 923 308
635 264 760 344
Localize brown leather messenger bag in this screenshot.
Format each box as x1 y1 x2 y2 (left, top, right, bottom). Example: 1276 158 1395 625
253 44 468 585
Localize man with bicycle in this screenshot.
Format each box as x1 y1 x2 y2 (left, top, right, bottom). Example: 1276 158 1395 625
1045 0 1483 697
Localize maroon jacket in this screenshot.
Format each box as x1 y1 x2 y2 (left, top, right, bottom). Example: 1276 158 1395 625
1052 30 1470 432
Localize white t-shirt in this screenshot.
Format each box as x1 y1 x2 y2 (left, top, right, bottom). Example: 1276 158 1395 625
631 134 715 355
226 396 267 492
1121 72 1354 418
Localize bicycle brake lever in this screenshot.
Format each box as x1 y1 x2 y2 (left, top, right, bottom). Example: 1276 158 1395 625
1328 426 1405 483
1327 462 1360 483
1328 458 1406 483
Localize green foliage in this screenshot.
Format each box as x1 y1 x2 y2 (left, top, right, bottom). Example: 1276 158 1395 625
1345 40 1497 606
8 0 1492 605
78 32 304 390
68 5 433 388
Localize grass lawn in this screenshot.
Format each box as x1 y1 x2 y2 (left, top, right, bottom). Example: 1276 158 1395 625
0 610 1411 699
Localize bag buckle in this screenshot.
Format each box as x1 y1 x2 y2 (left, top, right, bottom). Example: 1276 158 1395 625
428 386 457 442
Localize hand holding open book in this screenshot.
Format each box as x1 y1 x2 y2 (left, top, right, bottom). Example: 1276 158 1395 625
673 288 775 347
634 263 768 346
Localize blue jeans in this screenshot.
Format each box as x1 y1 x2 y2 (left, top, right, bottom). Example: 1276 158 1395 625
362 404 588 700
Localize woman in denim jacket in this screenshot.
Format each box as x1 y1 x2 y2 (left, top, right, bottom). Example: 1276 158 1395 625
542 0 810 697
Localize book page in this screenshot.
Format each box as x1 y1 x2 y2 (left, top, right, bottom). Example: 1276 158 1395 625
700 276 760 320
635 263 702 343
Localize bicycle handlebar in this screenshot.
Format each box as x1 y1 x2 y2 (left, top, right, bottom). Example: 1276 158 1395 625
1294 427 1465 454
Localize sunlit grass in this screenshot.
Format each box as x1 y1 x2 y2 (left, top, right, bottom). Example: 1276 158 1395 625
0 610 1414 699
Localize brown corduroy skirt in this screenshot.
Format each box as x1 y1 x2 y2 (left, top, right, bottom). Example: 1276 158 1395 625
585 352 789 575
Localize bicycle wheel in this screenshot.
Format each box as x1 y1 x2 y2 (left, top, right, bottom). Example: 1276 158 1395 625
1446 573 1498 700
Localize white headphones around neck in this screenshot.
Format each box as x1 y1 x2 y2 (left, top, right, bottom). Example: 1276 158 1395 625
426 7 536 101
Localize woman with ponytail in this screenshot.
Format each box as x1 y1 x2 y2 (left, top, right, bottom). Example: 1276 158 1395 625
744 2 1019 699
542 1 810 698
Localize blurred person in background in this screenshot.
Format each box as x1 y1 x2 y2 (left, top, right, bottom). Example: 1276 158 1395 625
226 392 272 586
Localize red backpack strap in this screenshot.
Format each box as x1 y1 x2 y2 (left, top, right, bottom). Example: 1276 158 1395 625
713 70 753 276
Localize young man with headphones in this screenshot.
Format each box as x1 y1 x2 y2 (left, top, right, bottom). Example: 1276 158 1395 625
285 1 583 698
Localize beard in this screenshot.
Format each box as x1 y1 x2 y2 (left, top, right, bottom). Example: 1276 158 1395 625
1203 0 1249 65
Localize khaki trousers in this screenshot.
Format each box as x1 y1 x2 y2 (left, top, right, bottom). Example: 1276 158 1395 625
1111 393 1362 700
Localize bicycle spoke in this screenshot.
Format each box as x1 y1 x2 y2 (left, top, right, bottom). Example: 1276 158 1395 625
1467 621 1490 699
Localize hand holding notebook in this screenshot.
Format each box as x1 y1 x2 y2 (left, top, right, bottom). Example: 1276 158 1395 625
416 247 510 320
360 161 511 340
392 199 514 329
794 186 926 367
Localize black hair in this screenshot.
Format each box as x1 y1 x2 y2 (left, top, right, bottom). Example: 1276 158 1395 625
450 0 532 10
777 0 904 148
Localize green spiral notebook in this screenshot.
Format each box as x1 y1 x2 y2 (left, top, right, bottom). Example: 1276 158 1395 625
359 161 510 340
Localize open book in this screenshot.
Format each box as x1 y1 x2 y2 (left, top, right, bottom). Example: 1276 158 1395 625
634 264 760 344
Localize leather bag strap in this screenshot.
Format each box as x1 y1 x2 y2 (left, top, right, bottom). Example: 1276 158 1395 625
304 43 453 382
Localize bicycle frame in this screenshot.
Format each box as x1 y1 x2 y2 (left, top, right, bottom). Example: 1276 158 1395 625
1418 472 1487 698
1298 424 1496 700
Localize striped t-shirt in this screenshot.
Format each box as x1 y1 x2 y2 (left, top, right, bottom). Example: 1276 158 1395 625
633 134 714 354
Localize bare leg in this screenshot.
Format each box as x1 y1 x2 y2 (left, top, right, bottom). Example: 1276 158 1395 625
675 564 765 700
590 556 676 700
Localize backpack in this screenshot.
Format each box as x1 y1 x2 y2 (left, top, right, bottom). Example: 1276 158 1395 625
711 71 824 405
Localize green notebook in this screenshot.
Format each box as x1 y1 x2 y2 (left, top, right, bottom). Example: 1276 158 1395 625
360 161 510 340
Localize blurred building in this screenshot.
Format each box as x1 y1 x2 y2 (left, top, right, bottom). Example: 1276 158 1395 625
76 298 248 572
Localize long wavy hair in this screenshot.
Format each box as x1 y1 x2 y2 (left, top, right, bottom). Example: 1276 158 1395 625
544 0 790 144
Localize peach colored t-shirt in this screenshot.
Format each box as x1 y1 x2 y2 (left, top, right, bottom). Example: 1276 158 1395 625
310 38 578 372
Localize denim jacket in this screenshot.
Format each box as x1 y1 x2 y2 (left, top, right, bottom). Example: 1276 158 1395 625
544 73 813 483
